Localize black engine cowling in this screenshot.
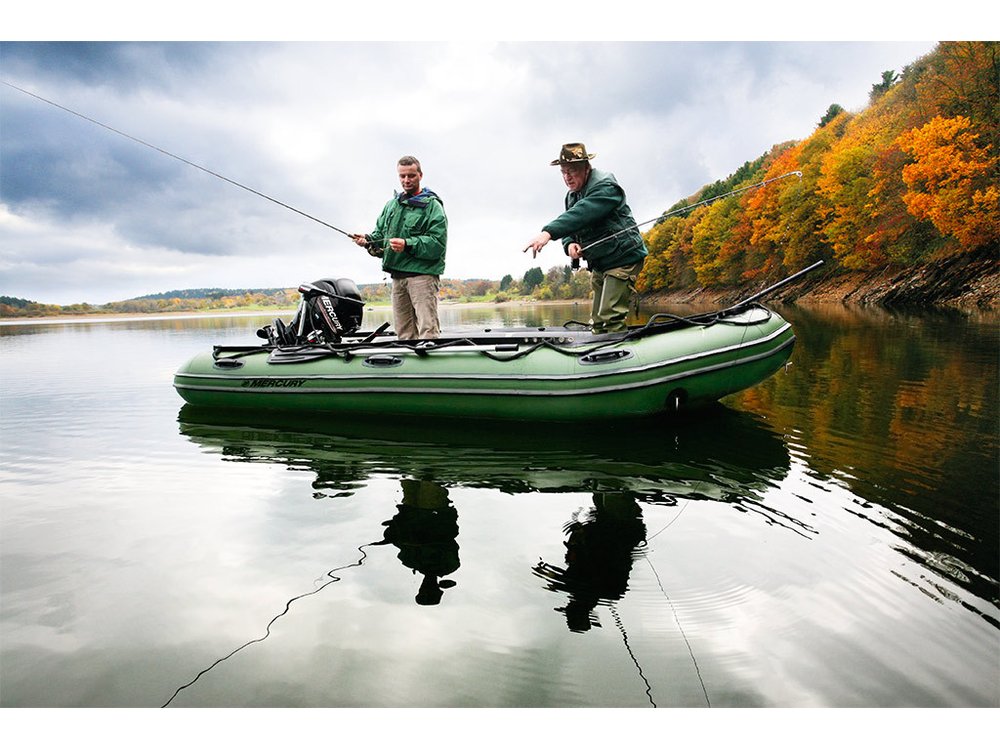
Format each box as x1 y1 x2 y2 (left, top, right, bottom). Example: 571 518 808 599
258 278 364 346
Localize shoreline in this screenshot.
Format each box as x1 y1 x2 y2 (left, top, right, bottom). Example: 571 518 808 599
642 247 1000 312
0 297 592 325
5 251 997 324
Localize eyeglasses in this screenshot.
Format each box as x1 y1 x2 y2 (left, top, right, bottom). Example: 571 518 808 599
560 166 588 176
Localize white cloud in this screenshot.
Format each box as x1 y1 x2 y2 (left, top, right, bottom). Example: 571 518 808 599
0 40 939 304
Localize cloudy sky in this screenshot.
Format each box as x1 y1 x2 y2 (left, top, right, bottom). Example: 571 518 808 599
0 8 943 304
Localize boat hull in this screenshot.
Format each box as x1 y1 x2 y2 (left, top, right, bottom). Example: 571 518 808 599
173 307 795 421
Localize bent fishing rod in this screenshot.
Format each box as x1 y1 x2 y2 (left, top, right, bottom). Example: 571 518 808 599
721 259 824 313
1 79 356 239
526 169 803 261
583 170 803 254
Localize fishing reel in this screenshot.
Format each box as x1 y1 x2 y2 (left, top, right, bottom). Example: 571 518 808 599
358 234 384 258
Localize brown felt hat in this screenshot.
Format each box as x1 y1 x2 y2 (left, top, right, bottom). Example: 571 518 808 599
550 143 596 166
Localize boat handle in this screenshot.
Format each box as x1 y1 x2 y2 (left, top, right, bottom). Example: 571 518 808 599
579 349 633 365
363 354 404 368
213 358 245 369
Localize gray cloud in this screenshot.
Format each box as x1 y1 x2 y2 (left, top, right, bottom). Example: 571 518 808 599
0 41 937 304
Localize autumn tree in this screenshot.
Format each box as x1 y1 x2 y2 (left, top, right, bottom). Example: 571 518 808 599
691 197 743 286
742 140 824 278
915 42 999 150
897 114 1000 250
637 214 695 292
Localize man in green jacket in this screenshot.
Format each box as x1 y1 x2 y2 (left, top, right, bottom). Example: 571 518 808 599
353 155 447 340
525 143 647 333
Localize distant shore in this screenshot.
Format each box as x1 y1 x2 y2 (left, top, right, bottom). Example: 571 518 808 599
0 297 592 324
5 248 997 324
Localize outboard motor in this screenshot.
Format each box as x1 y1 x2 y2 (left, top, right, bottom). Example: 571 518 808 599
258 278 364 346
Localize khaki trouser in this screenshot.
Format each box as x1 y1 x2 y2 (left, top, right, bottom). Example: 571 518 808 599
392 275 441 340
590 259 645 333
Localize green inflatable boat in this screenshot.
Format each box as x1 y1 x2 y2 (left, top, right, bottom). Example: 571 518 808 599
173 270 808 422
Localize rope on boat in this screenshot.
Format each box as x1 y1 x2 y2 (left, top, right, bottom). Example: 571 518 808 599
211 260 830 366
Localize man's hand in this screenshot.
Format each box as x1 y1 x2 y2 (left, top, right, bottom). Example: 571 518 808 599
524 231 551 258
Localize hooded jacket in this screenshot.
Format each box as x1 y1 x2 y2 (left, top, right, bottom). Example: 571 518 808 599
542 168 647 273
368 188 448 277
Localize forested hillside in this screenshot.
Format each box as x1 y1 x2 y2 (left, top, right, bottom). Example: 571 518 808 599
637 42 998 296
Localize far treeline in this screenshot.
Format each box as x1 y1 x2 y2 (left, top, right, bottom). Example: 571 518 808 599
638 41 998 294
0 271 578 317
2 42 995 319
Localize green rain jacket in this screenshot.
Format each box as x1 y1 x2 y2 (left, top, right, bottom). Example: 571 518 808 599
367 188 448 277
542 168 647 273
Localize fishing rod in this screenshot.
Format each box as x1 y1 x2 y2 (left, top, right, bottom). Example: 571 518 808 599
579 170 803 255
721 259 824 313
1 79 356 239
526 169 803 263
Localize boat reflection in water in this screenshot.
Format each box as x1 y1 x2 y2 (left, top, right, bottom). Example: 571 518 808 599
177 402 795 608
171 405 795 706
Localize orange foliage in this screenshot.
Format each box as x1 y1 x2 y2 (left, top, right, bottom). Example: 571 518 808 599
636 42 998 292
897 115 1000 250
742 141 827 278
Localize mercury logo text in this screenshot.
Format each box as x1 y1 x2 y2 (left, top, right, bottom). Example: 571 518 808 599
240 378 307 388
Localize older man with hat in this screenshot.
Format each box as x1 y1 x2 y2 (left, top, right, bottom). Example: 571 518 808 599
525 143 647 334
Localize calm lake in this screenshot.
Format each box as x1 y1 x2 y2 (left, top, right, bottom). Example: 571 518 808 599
1 301 997 710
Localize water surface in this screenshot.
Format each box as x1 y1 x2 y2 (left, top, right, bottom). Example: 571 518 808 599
1 303 997 708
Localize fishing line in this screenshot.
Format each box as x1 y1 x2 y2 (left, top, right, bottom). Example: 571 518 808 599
579 170 804 254
1 79 355 238
639 453 712 707
610 604 657 708
645 499 692 543
643 554 712 708
160 540 379 708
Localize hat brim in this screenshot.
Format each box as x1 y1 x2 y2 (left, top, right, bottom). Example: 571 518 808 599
550 153 596 166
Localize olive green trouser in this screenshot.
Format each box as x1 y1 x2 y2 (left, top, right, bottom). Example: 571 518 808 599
590 259 645 333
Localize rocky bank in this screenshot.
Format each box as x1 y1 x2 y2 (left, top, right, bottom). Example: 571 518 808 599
640 245 1000 311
